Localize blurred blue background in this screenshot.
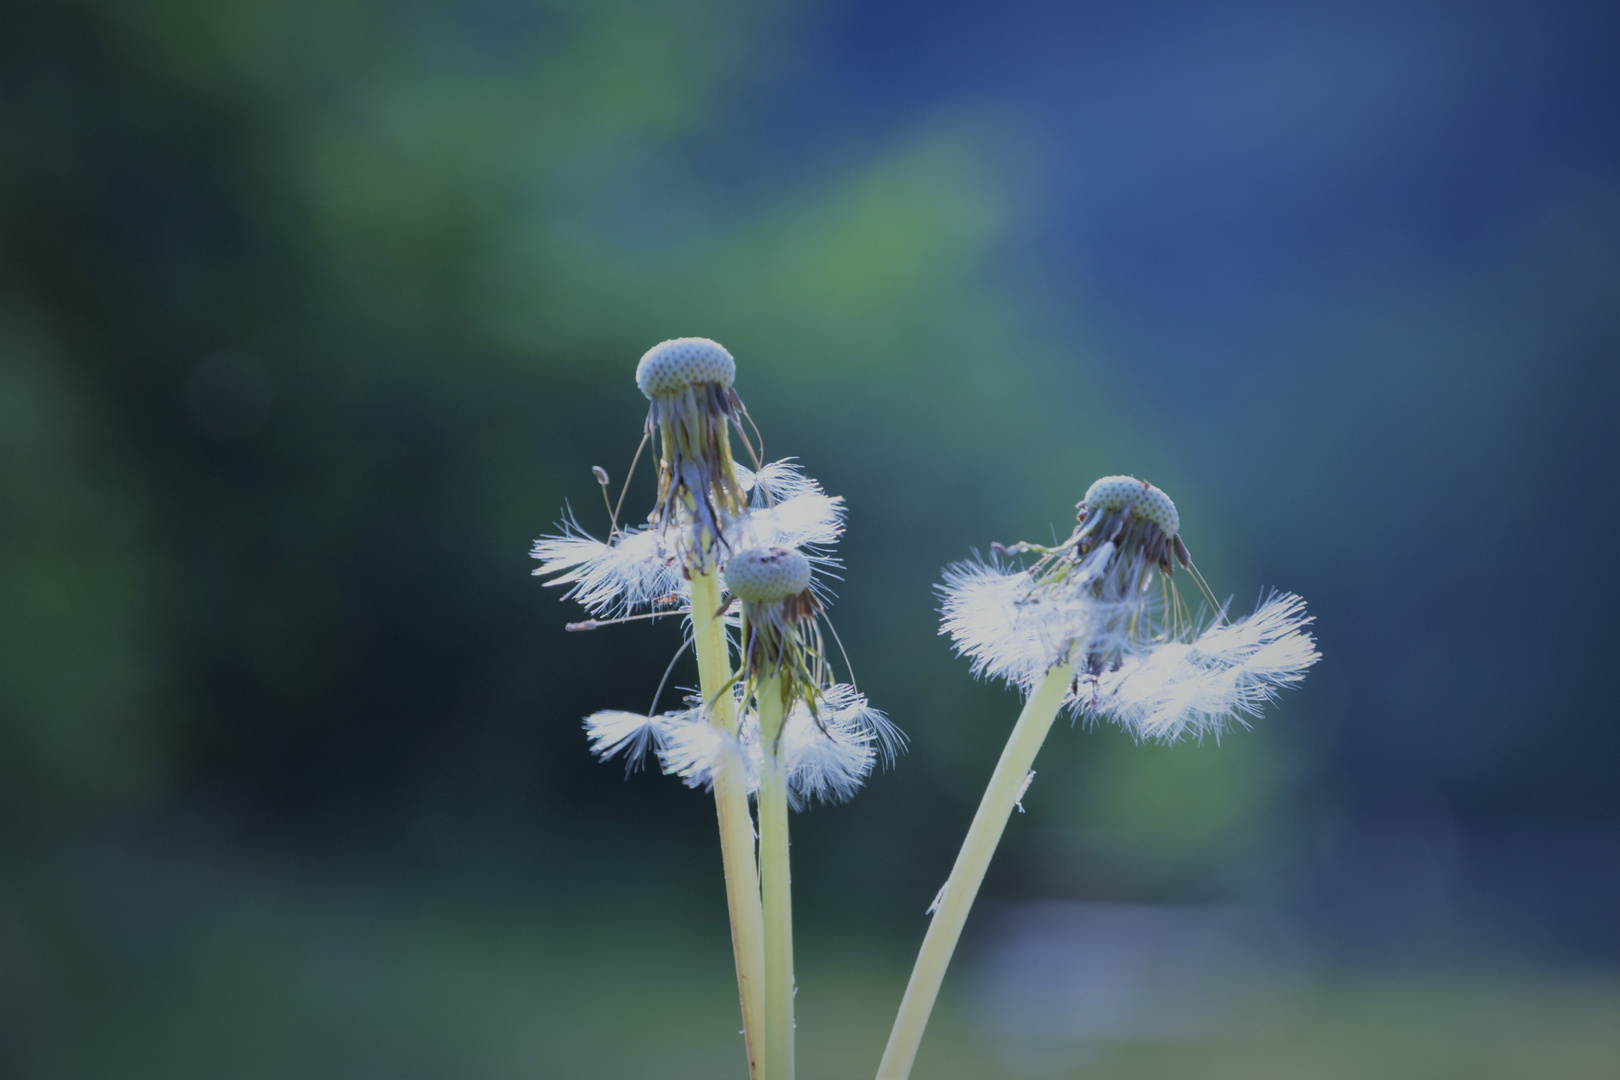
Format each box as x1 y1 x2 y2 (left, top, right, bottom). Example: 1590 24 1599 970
2 2 1616 1076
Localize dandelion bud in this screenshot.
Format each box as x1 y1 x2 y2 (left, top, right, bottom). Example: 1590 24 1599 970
635 337 736 398
945 473 1191 687
725 546 813 603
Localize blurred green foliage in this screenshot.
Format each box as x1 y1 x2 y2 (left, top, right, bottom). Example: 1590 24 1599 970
6 0 1258 861
1 311 159 797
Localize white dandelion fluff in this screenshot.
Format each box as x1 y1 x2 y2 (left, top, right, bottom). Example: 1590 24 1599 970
938 556 1134 690
530 517 683 618
658 702 753 792
782 684 905 808
733 490 846 555
583 709 671 774
587 683 899 806
530 459 845 619
1086 591 1319 741
731 460 846 559
737 458 824 505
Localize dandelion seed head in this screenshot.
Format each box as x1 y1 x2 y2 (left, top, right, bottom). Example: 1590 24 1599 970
726 546 813 603
637 338 749 566
635 336 736 398
729 544 830 719
1083 475 1180 536
941 477 1318 742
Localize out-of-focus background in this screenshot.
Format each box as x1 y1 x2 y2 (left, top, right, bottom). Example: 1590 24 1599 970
3 2 1616 1077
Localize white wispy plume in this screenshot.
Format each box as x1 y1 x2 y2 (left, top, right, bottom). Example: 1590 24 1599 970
781 684 906 807
531 518 683 619
938 553 1136 692
582 709 668 774
1082 591 1319 741
530 459 845 617
582 683 902 808
737 459 824 504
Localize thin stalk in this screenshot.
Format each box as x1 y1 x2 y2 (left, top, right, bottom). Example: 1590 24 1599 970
756 674 795 1080
690 569 767 1080
875 655 1080 1080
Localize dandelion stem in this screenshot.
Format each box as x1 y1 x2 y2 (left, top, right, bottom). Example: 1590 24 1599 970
756 673 796 1080
875 655 1080 1080
690 568 767 1080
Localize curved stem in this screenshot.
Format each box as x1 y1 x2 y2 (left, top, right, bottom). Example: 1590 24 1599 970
690 569 767 1080
875 656 1079 1080
756 675 795 1080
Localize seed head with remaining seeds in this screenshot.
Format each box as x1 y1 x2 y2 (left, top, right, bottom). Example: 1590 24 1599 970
531 337 843 623
940 475 1318 740
584 544 902 807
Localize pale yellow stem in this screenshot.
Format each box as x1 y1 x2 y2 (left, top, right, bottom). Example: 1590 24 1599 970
690 569 767 1080
756 674 795 1080
875 656 1080 1080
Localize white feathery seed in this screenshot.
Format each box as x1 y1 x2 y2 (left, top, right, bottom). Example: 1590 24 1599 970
1082 592 1319 741
780 684 905 808
736 459 823 504
530 519 682 618
938 551 1135 690
659 706 752 792
584 684 902 808
583 709 669 774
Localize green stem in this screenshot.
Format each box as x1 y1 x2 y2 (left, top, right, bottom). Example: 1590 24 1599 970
875 655 1080 1080
690 569 767 1080
756 674 795 1080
